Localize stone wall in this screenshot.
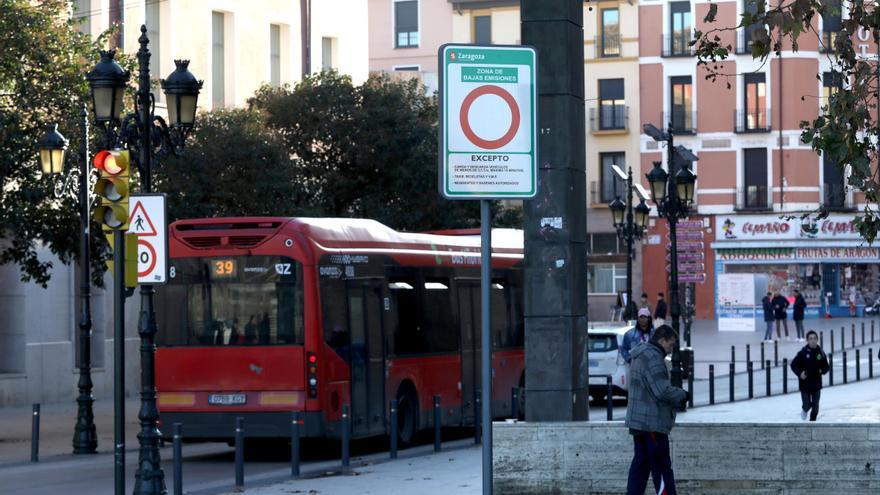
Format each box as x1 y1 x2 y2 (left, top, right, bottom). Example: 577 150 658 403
494 421 880 494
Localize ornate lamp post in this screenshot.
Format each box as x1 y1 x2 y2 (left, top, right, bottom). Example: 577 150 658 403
86 26 202 495
38 114 99 454
643 123 698 391
608 165 650 322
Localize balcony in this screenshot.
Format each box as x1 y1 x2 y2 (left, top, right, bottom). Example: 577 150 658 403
661 33 694 57
823 183 855 211
820 30 839 54
589 106 629 132
594 33 621 58
735 185 771 211
734 110 772 133
662 110 697 134
590 180 621 205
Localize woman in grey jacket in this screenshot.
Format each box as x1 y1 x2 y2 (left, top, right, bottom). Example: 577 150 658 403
625 325 688 495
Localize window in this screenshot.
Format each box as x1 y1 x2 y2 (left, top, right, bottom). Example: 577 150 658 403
270 25 281 87
598 79 626 130
821 0 841 52
601 9 620 57
211 11 225 108
394 0 418 48
394 66 419 71
823 71 842 101
823 154 846 208
322 37 337 71
744 73 766 130
743 148 768 208
146 1 161 101
669 2 691 56
474 15 491 44
600 152 625 203
670 76 693 132
742 0 759 48
590 233 620 255
588 263 627 295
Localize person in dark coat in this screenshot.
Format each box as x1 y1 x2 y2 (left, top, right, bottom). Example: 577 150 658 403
771 291 790 340
654 292 668 325
792 289 807 342
625 325 688 495
762 292 774 341
790 330 830 421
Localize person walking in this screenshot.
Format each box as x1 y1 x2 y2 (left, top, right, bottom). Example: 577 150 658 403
654 292 668 327
625 325 688 495
639 292 651 314
620 308 655 364
762 292 774 342
790 330 830 421
792 289 807 342
771 291 790 340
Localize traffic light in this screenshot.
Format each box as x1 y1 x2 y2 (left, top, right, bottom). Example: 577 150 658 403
106 233 138 289
93 149 131 230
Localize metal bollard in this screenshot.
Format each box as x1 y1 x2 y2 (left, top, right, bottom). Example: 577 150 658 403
873 320 876 342
390 399 398 459
687 373 694 408
291 412 300 478
748 361 754 399
729 362 735 402
856 349 861 381
829 353 834 386
31 403 40 463
862 322 866 345
870 348 875 379
606 376 613 421
851 324 856 349
731 346 736 373
774 340 779 367
765 361 771 396
341 404 350 469
820 331 824 349
841 326 845 351
511 387 519 419
173 423 183 495
709 365 715 405
831 329 835 354
433 395 442 453
761 342 765 369
234 417 244 490
474 391 481 445
782 358 788 394
843 351 848 384
746 344 751 368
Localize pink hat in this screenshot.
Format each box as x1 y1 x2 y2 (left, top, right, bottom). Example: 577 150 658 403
637 307 651 318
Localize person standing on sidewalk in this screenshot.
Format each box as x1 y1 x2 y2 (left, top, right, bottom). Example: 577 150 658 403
790 330 829 421
625 325 688 495
654 292 668 327
772 291 790 340
792 289 807 342
762 292 774 342
620 308 655 364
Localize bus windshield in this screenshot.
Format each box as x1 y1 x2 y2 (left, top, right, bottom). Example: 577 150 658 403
155 256 305 346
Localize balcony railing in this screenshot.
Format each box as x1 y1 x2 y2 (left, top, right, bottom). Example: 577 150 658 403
661 33 694 57
590 180 622 205
589 106 629 132
662 110 697 134
823 183 854 211
820 30 840 54
735 185 771 211
594 33 621 58
734 110 772 133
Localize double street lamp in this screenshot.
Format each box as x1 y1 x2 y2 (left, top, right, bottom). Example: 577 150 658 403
608 164 650 321
643 123 698 390
40 25 201 495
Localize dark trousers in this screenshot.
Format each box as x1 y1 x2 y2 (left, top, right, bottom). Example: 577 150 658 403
801 390 821 421
626 431 676 495
775 318 789 338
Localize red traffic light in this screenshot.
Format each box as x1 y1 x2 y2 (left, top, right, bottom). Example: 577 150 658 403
93 149 129 175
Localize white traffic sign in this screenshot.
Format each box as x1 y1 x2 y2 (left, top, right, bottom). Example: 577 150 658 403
439 44 537 199
128 194 167 284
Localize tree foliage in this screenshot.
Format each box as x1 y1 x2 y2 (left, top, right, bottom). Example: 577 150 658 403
0 0 112 286
695 0 880 240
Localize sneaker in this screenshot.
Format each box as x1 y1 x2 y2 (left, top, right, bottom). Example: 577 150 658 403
801 410 808 421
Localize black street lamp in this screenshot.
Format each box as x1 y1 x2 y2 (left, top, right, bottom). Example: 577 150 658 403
608 165 650 321
643 123 698 392
38 112 99 455
87 26 202 495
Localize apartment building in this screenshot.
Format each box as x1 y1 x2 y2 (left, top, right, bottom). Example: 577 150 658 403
638 0 875 318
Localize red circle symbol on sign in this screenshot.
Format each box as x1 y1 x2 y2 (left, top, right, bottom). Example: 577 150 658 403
138 239 157 277
459 85 520 150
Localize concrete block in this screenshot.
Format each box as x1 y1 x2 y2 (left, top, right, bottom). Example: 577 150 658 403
784 441 879 480
675 440 783 481
672 424 755 442
869 425 880 441
751 425 812 441
810 425 869 441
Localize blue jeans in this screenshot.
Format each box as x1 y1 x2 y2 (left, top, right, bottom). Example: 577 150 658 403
795 319 805 339
627 431 676 495
763 320 774 340
801 390 821 421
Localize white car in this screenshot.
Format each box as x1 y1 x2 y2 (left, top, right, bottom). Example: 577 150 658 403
587 324 631 400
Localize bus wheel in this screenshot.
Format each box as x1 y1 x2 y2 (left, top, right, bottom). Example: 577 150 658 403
396 386 418 446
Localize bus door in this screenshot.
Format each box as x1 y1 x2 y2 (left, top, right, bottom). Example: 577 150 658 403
346 279 387 437
456 280 481 425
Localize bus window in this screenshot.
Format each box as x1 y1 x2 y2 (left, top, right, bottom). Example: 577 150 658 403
388 276 423 355
320 277 350 359
421 277 458 353
491 280 510 348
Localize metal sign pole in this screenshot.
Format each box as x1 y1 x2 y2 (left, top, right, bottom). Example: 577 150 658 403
480 200 492 495
113 229 125 495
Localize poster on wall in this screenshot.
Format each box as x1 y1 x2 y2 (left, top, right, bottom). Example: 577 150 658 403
717 273 757 332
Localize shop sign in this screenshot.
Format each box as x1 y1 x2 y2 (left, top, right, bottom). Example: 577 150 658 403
795 247 880 261
716 248 796 261
716 214 866 241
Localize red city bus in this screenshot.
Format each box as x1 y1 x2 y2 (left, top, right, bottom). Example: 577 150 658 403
154 217 524 444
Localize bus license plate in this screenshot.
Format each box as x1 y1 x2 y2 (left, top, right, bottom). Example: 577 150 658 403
208 394 246 405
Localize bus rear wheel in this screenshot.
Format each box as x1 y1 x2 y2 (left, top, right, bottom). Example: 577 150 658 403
396 387 418 446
